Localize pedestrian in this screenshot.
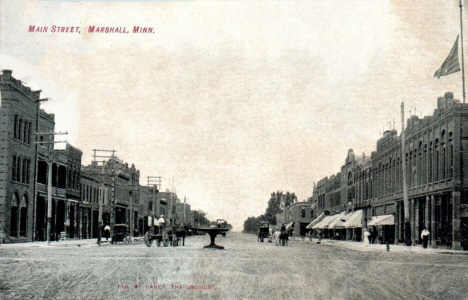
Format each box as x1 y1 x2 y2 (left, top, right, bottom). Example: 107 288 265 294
317 230 322 244
308 230 313 242
104 224 110 241
363 228 370 246
158 215 165 234
421 227 430 249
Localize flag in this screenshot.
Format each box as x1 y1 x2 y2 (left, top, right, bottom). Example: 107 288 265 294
434 35 461 78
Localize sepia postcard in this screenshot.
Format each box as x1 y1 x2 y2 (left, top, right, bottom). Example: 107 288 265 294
1 0 468 299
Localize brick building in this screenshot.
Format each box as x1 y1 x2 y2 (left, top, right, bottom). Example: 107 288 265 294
311 92 468 250
82 158 140 237
0 70 44 242
35 143 83 241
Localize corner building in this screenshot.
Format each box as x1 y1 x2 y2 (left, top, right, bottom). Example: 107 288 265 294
0 70 47 242
313 92 468 250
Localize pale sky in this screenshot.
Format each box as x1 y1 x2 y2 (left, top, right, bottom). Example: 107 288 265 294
0 0 465 230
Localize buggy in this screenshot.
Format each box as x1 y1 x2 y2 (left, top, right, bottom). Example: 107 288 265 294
257 221 272 243
111 224 130 244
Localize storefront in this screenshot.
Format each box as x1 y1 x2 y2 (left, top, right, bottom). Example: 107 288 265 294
367 214 395 244
343 210 363 242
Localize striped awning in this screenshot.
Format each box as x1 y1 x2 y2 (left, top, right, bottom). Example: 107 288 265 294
343 210 363 228
285 221 294 230
306 213 325 229
328 211 349 229
312 212 344 229
312 215 333 229
367 214 394 226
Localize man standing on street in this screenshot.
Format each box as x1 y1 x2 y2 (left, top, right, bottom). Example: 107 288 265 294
421 227 430 249
158 215 165 234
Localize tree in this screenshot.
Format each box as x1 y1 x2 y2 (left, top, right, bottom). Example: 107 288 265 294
265 192 282 225
242 190 298 231
191 209 210 227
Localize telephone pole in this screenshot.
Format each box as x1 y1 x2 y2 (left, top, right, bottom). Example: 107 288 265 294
32 97 48 242
34 131 68 245
92 149 117 241
147 176 161 233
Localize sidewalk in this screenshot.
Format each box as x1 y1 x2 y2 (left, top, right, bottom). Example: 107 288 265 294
1 237 144 249
309 238 468 255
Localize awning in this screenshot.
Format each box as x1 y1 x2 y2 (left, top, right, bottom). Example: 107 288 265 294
328 212 349 229
311 215 333 229
285 222 294 230
306 213 325 229
312 212 344 229
367 214 395 226
343 210 363 228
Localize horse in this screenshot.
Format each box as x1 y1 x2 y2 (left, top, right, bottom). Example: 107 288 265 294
175 226 186 246
169 226 187 247
272 231 281 246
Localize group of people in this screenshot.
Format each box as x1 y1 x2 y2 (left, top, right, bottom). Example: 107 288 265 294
363 227 430 248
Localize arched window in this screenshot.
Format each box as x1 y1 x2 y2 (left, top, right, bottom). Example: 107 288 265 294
19 194 28 236
10 192 19 237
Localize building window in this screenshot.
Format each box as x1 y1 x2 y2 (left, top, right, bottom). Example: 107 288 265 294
26 159 30 184
23 121 27 143
18 119 23 141
16 156 21 183
301 208 306 218
10 192 19 237
20 194 28 237
12 155 17 181
14 115 19 139
27 122 32 144
22 157 27 183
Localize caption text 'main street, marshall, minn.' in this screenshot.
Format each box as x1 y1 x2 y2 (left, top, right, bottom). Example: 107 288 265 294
28 25 154 34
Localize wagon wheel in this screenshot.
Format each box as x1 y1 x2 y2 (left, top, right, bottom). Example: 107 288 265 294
162 231 169 247
156 240 161 247
144 232 153 247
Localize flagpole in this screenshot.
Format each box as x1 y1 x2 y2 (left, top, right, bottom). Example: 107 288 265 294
461 0 466 103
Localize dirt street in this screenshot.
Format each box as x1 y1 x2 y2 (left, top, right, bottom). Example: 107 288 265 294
1 232 467 300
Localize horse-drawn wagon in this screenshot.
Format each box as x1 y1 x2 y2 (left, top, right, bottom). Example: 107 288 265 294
111 224 131 244
257 221 272 243
144 226 186 247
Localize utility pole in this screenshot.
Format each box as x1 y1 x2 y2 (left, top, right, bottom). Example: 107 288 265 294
184 196 187 224
34 131 67 245
32 97 48 242
401 103 411 246
147 176 161 233
92 149 116 241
